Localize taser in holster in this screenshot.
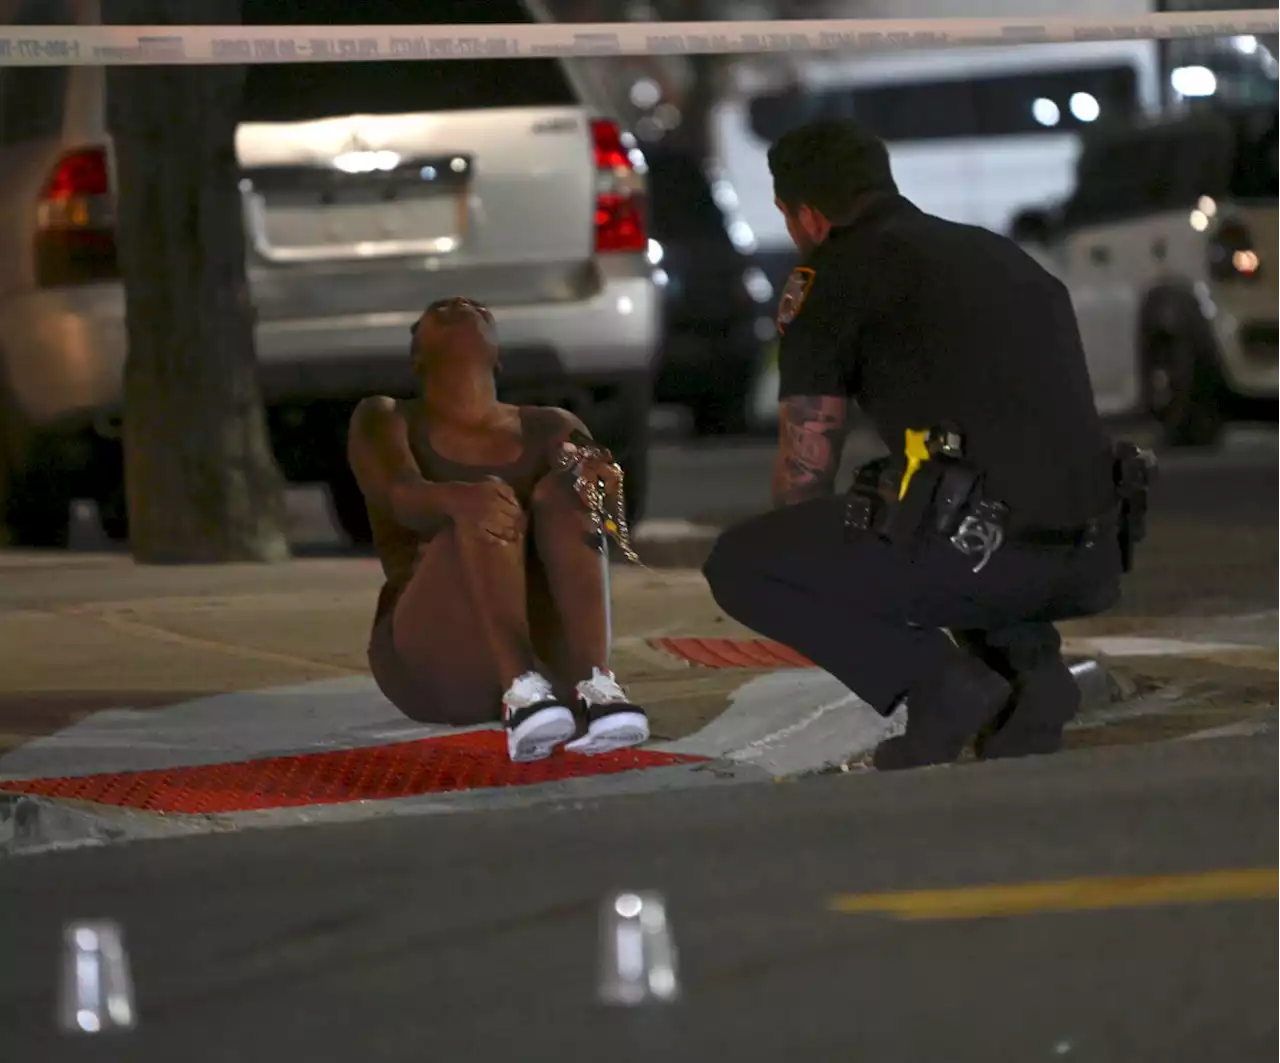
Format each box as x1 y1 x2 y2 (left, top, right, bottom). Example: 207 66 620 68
897 428 931 500
879 425 969 548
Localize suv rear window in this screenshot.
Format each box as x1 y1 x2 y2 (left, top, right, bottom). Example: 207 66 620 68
238 0 576 121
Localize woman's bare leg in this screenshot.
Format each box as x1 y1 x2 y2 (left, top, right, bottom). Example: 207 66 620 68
447 522 540 690
389 520 578 760
389 524 538 723
526 469 609 685
527 469 649 754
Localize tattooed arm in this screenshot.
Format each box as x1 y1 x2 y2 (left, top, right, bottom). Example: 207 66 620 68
771 395 852 508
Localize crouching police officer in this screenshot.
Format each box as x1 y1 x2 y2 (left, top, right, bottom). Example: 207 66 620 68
702 119 1155 770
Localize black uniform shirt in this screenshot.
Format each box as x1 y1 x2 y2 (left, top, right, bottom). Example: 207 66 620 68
776 194 1114 529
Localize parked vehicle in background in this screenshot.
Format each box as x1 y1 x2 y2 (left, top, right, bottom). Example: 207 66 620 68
713 36 1162 288
717 34 1164 434
1013 103 1278 446
0 0 659 547
645 148 774 436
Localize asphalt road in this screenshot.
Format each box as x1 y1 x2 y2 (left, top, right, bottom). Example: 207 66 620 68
1 736 1275 1062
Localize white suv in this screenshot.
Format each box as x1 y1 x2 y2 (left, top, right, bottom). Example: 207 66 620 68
0 0 659 546
1013 103 1277 446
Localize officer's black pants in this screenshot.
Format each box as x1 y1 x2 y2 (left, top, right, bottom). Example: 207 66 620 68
702 497 1122 714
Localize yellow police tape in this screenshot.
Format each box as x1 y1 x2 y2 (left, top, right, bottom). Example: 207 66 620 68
1 11 1275 67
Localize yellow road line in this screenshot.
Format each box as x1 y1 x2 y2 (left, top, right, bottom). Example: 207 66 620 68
828 868 1278 921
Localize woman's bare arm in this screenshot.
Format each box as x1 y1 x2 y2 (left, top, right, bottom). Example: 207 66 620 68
347 397 457 533
544 407 595 449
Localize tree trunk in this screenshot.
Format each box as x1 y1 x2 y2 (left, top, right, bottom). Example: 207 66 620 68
104 0 289 563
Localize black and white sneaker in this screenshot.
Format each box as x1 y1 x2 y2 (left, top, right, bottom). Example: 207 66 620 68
565 668 650 756
503 672 576 763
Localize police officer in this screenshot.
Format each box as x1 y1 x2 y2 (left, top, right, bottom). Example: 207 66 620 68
702 118 1137 770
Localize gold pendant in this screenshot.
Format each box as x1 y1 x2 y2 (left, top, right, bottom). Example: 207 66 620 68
555 448 642 565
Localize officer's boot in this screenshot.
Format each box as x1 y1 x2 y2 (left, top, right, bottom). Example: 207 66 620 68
974 659 1080 760
873 654 1012 771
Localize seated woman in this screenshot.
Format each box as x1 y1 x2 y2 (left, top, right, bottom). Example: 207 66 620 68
347 296 649 763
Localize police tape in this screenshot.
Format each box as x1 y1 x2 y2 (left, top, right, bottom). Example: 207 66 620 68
0 11 1276 66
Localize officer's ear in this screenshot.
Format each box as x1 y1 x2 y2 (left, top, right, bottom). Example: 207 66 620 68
793 203 833 244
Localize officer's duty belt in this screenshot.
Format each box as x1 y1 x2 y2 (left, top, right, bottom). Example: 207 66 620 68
845 471 1136 576
1007 515 1114 550
843 453 1007 572
842 456 1112 574
843 435 1152 575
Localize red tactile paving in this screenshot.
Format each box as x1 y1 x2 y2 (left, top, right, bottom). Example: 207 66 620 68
0 731 707 815
649 637 816 670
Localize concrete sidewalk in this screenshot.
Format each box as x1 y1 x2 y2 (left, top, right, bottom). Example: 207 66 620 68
2 551 1273 753
0 554 763 755
0 551 1274 855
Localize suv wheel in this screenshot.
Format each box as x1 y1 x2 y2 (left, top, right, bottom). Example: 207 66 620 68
0 409 74 548
1143 331 1227 448
0 462 73 548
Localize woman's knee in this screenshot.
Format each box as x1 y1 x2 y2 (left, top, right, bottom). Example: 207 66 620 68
529 472 596 551
530 469 580 514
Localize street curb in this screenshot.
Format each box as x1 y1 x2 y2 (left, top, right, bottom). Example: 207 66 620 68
0 656 1126 859
0 793 217 855
0 760 770 859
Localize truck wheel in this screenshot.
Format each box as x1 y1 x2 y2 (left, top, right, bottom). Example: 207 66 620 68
1144 331 1226 448
96 482 130 543
327 466 373 546
1 462 73 548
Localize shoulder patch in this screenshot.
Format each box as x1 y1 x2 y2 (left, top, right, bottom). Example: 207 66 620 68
776 266 815 333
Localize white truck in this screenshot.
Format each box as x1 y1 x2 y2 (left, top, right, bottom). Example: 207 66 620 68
714 12 1163 427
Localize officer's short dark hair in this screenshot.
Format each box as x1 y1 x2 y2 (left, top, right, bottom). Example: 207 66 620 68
767 119 897 221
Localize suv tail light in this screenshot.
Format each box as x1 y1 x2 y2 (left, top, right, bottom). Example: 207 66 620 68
35 147 119 287
591 119 646 254
1207 217 1261 282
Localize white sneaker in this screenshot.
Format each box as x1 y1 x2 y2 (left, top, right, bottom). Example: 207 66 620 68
502 672 576 763
565 668 650 756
